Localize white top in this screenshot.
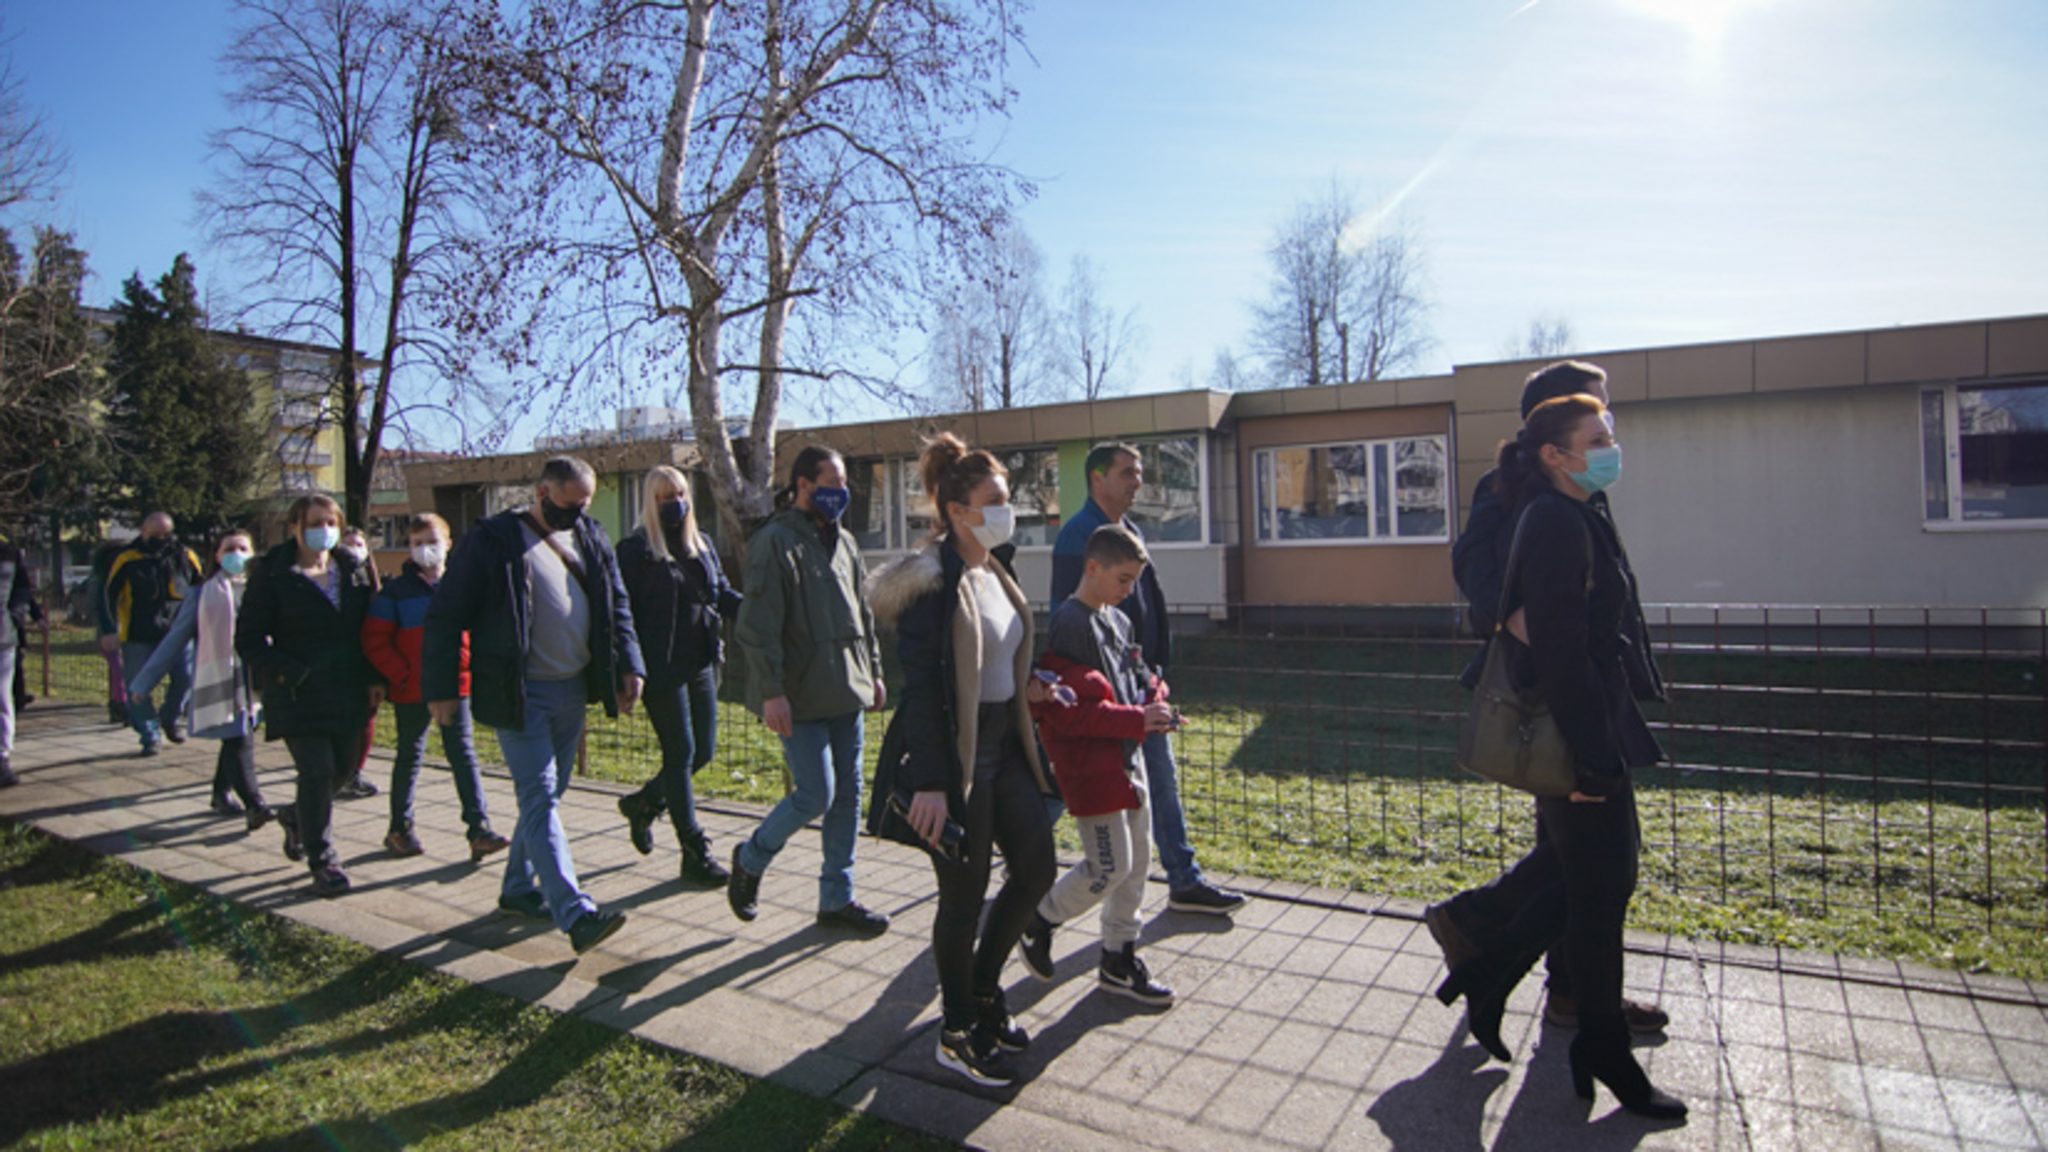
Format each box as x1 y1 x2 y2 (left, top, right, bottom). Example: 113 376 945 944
967 565 1023 703
522 522 591 682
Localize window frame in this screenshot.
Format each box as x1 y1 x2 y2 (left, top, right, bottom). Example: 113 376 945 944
1919 380 2048 533
1251 433 1452 548
1123 432 1211 550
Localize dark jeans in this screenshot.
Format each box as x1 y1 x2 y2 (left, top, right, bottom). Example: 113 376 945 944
629 669 718 845
389 699 492 836
279 730 362 872
213 735 265 810
930 703 1056 1031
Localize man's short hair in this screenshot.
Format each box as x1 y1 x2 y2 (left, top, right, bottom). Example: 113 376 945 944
539 455 597 489
1520 360 1608 418
1084 442 1141 482
1084 523 1149 568
407 512 451 538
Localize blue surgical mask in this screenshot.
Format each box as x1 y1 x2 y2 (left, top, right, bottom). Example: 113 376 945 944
1568 445 1623 494
219 551 250 576
303 525 340 552
658 498 689 529
809 485 851 522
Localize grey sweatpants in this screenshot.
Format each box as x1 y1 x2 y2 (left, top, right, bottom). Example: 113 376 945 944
1039 793 1152 949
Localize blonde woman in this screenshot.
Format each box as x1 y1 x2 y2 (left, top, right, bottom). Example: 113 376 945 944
614 467 744 883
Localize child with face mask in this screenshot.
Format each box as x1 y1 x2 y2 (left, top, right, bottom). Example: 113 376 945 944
129 531 274 828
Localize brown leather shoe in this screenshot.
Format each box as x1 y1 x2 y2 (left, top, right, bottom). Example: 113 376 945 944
1545 991 1670 1034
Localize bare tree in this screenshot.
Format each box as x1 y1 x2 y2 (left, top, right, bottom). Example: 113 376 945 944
1206 345 1249 392
204 0 479 528
0 229 103 544
1500 314 1576 359
925 221 1048 410
453 0 1027 543
1053 254 1140 401
1251 183 1431 388
0 26 66 217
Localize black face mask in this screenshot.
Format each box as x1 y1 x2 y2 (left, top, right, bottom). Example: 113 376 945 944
539 499 583 532
658 498 689 530
140 536 171 554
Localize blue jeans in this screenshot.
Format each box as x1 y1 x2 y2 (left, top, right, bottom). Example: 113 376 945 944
494 676 597 932
125 640 191 746
390 699 492 837
1143 731 1206 892
739 709 863 912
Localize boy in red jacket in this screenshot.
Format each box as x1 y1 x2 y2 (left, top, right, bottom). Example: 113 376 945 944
362 513 510 862
1019 524 1178 1007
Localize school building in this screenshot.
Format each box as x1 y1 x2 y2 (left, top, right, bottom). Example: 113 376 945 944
395 313 2048 612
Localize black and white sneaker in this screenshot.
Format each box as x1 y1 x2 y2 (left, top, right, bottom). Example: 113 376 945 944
976 989 1030 1052
935 1025 1015 1089
1098 943 1175 1008
1168 881 1246 915
1017 912 1056 981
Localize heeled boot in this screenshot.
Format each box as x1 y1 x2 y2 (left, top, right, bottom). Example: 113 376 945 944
1435 942 1543 1062
1568 1010 1687 1119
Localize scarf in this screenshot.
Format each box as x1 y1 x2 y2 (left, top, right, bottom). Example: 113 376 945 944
190 573 256 738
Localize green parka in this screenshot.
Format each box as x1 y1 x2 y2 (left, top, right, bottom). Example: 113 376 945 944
735 507 882 723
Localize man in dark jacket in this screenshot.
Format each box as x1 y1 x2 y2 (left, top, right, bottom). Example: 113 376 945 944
1051 443 1243 915
0 532 42 787
106 513 205 753
423 457 645 956
1432 360 1669 1035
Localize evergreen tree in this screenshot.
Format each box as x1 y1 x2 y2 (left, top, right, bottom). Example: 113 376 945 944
104 254 266 538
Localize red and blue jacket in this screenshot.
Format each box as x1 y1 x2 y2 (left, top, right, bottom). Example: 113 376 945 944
362 562 469 703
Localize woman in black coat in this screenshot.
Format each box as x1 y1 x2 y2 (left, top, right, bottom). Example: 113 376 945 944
614 466 743 883
235 493 383 896
1431 394 1683 1119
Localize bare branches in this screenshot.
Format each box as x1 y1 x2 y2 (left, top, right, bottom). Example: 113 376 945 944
1252 183 1433 388
1054 254 1141 402
0 24 68 217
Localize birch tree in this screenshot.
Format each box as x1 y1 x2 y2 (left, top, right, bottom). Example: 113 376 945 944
1054 254 1140 401
1252 183 1431 388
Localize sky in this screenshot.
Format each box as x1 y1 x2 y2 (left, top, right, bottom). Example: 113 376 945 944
7 0 2047 444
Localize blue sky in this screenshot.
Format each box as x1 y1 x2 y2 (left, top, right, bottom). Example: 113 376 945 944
9 0 2048 441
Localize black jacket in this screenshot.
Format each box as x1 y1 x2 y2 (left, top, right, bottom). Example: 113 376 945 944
1453 469 1665 702
234 543 382 740
422 508 646 731
1504 491 1665 795
614 528 742 689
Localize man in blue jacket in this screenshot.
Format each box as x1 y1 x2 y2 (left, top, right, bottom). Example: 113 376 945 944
424 456 646 956
1052 443 1244 915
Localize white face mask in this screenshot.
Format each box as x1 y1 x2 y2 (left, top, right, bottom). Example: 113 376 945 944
340 545 369 564
411 543 446 571
969 504 1016 550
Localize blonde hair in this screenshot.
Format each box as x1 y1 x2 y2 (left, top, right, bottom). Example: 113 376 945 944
641 465 704 561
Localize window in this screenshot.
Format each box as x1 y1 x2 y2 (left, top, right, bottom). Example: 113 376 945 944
618 472 645 532
1252 435 1450 544
998 446 1061 547
1127 435 1205 544
845 458 894 552
1921 382 2048 526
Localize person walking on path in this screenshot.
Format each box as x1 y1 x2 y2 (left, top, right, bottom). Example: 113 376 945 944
1019 523 1178 1011
866 433 1060 1089
85 538 133 725
235 496 384 897
728 446 890 937
423 456 642 956
1433 360 1669 1042
1050 444 1243 915
107 512 204 755
129 530 273 827
613 467 743 885
0 531 42 788
334 526 382 802
1429 394 1684 1120
360 512 510 863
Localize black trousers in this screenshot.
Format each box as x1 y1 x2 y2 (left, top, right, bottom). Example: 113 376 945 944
212 735 265 810
929 705 1056 1031
631 668 719 844
1441 802 1573 996
279 730 361 872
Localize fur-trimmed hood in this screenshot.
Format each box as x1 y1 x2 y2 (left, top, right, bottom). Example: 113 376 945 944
865 546 944 631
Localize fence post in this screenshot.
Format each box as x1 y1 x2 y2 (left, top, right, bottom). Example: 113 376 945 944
40 585 51 697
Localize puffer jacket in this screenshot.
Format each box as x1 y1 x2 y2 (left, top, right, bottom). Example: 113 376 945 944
362 562 467 704
234 543 382 740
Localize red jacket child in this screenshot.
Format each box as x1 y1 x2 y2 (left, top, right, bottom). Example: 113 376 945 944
361 563 469 704
1029 651 1168 819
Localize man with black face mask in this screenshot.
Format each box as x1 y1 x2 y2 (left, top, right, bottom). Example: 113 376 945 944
423 456 647 957
106 512 204 755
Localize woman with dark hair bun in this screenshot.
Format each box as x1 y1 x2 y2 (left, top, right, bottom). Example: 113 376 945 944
1429 394 1684 1120
866 432 1060 1091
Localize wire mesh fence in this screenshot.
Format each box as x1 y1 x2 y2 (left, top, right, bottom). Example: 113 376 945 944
30 594 2048 969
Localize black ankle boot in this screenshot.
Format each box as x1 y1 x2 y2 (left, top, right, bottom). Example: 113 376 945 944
1569 1011 1687 1119
1438 944 1542 1062
679 832 730 885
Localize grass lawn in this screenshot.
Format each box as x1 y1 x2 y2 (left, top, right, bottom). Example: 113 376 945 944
31 620 2048 979
0 821 946 1151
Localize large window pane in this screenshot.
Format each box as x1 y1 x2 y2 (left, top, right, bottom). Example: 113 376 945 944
1271 444 1373 540
1956 384 2048 522
901 457 937 545
999 447 1061 546
1130 435 1204 543
1394 437 1449 538
844 458 892 551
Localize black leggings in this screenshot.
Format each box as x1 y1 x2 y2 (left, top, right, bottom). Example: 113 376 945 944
930 718 1056 1031
212 735 266 810
279 730 361 872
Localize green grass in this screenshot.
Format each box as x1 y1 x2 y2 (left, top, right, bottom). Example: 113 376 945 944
33 621 2048 979
0 819 947 1152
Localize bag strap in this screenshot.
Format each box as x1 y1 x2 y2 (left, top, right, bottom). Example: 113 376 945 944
1495 498 1596 634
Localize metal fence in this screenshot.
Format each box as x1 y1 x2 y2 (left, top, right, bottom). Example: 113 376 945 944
29 598 2048 953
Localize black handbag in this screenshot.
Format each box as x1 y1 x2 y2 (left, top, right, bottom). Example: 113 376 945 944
1455 507 1590 797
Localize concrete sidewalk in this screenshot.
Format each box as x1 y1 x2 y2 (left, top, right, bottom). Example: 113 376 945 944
4 699 2045 1151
